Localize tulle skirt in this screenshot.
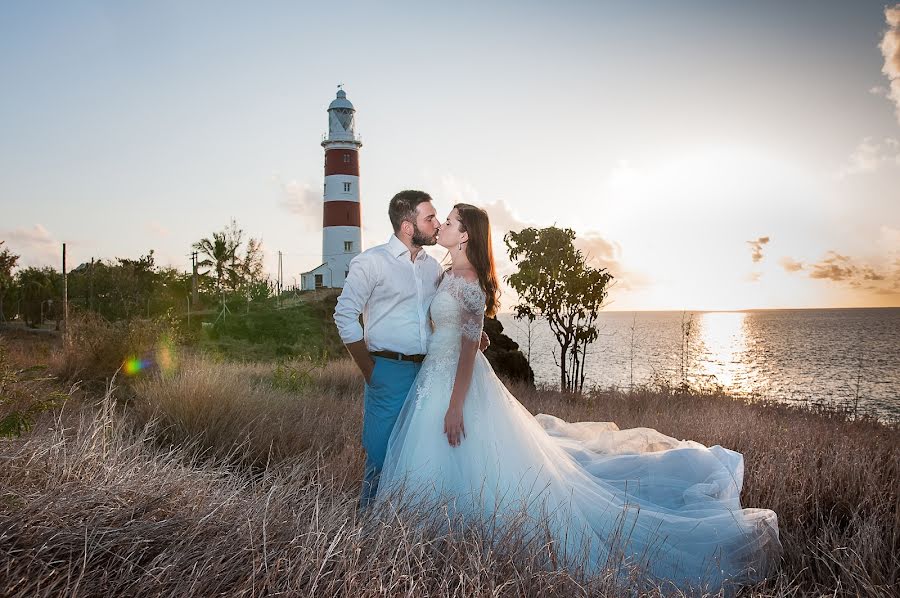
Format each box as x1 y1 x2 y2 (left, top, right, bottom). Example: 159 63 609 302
374 352 781 592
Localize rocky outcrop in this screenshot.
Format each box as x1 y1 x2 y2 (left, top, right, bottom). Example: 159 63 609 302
482 316 535 386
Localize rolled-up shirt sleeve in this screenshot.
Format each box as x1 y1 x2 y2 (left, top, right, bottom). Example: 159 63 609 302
333 252 378 345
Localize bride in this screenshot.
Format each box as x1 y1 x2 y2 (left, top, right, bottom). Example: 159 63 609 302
373 203 782 592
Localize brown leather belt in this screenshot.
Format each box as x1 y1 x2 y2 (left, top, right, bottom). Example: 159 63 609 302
370 350 426 363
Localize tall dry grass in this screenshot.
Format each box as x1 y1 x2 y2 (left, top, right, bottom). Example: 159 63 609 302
0 332 898 596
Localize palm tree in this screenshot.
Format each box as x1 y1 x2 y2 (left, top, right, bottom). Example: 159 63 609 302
193 220 246 317
193 231 235 294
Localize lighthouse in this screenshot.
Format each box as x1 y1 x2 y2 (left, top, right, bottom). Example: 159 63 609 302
301 88 363 290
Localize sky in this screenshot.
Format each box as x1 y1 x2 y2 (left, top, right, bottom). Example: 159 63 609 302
2 0 899 312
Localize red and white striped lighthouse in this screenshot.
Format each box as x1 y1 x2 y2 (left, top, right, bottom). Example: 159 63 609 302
301 87 362 290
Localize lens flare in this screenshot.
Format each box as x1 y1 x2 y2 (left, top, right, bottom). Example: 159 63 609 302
123 337 179 377
123 357 146 376
156 337 177 376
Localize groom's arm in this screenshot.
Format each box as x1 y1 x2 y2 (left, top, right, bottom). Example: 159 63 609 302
334 253 378 383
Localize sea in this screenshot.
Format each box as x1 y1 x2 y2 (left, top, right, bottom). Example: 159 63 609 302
496 307 900 423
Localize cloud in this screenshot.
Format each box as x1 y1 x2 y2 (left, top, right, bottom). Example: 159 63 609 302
880 4 900 124
438 173 480 207
146 221 170 237
607 159 640 189
479 199 527 236
474 198 650 293
779 256 805 272
836 137 900 178
870 85 889 96
746 236 770 262
861 265 886 281
2 224 60 269
277 178 322 230
574 234 654 293
779 247 899 297
809 251 856 281
877 225 900 256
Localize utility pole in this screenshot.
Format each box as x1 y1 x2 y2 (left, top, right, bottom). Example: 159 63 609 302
62 243 68 339
277 250 283 307
89 257 95 312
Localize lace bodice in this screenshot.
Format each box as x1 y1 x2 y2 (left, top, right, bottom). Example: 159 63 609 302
428 272 486 347
414 272 486 410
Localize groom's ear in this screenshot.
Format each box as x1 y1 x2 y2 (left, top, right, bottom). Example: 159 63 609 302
399 220 413 238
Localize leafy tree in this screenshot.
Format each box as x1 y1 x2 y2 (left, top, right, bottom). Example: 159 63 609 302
65 252 192 322
15 267 61 326
504 226 613 393
0 241 19 321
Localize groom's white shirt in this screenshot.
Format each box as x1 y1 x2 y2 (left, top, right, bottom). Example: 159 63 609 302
334 234 442 355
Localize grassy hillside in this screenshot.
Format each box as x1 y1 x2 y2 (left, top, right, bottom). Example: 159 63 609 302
199 292 345 361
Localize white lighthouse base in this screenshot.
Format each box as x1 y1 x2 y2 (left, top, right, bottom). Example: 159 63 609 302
300 263 333 291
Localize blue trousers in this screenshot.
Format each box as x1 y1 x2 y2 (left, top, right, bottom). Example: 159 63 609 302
359 356 421 510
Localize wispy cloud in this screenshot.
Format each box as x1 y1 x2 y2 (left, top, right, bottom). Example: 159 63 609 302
809 251 857 282
574 233 651 292
747 236 770 262
836 137 900 178
438 173 480 208
276 178 322 231
146 221 170 237
781 250 899 295
880 4 900 124
1 224 60 268
779 256 805 272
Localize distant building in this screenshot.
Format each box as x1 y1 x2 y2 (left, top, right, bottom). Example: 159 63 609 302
301 88 362 290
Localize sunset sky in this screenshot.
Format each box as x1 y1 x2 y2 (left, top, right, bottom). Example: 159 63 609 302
2 1 899 311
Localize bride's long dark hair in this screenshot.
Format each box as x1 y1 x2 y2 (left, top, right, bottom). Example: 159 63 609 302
454 203 500 317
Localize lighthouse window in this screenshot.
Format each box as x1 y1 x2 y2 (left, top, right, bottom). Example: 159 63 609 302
344 241 353 252
343 182 351 192
343 154 351 163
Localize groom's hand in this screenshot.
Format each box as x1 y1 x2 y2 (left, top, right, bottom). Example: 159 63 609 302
363 360 375 385
345 340 376 384
479 331 490 352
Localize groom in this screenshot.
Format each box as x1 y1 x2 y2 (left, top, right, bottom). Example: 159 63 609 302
333 190 487 510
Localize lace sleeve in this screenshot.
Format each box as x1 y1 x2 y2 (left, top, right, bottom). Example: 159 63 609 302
459 280 486 342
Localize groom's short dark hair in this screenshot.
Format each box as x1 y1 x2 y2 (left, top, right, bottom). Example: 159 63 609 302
389 190 433 232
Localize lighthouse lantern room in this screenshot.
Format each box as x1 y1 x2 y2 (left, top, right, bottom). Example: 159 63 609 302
301 88 363 290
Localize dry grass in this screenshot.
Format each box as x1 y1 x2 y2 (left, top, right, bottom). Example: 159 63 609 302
52 311 179 386
0 332 898 597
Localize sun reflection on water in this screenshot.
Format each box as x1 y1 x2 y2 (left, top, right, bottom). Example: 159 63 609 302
694 312 754 392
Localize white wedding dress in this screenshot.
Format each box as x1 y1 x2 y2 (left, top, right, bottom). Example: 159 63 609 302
375 273 781 592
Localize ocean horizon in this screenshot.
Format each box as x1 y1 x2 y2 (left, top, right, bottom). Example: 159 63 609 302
497 306 900 422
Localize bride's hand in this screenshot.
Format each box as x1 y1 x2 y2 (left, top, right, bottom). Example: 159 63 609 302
444 406 466 447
